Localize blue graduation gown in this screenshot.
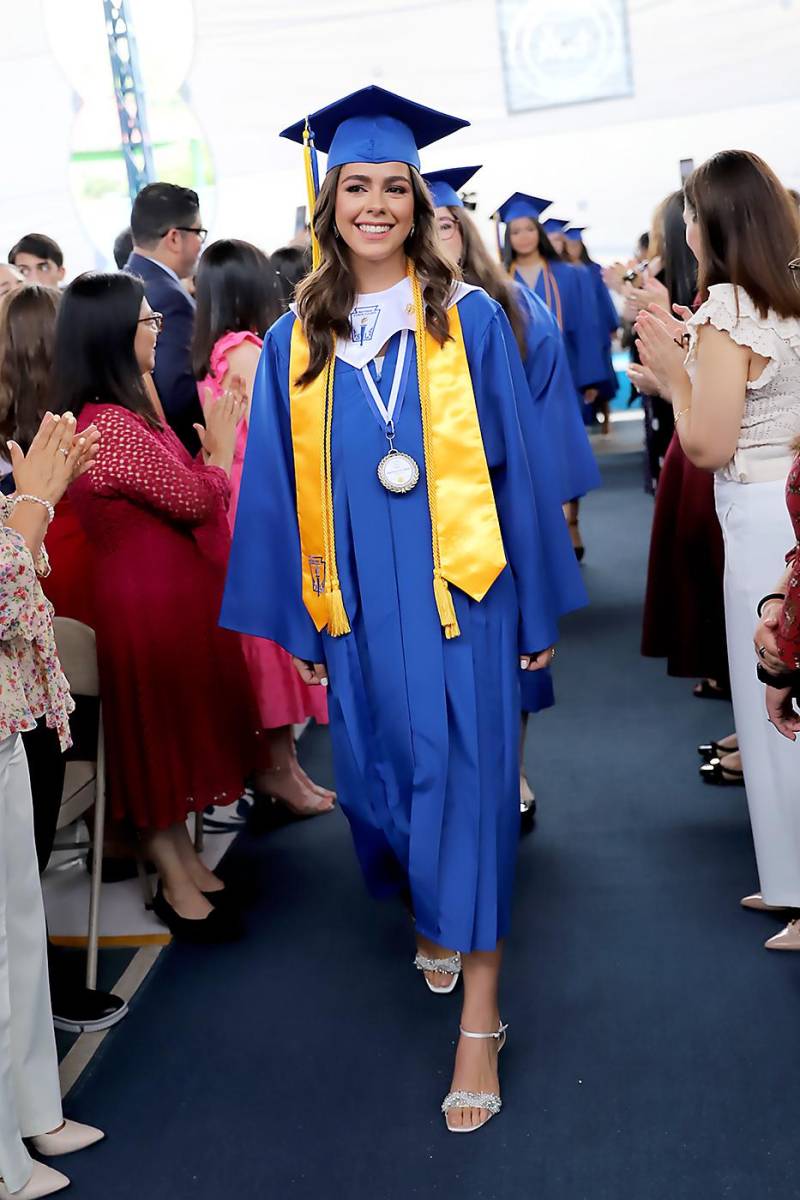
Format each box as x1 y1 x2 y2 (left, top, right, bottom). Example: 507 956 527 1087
588 261 620 402
221 290 580 952
515 261 606 395
504 286 596 714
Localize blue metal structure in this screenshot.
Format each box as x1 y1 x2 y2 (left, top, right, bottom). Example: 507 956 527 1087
103 0 155 200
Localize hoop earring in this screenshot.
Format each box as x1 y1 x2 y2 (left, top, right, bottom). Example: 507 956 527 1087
333 225 341 240
410 223 416 238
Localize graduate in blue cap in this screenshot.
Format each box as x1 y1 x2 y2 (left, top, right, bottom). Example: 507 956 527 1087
495 197 607 557
426 167 591 815
564 226 621 429
221 85 584 1133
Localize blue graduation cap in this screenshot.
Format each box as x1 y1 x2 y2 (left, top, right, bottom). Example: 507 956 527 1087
541 218 570 236
492 192 552 224
564 226 587 242
422 165 482 209
280 85 470 173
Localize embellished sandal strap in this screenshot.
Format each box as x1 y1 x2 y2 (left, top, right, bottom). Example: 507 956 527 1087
459 1021 508 1040
441 1090 502 1116
414 951 462 975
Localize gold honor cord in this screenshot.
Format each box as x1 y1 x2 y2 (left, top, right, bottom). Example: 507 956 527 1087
289 268 505 640
408 263 460 638
541 264 563 331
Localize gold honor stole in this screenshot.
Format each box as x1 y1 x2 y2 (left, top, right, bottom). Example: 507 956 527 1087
289 290 507 640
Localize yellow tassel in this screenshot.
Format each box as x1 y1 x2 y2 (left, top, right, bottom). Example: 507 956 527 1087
302 122 321 271
326 583 351 637
433 572 461 639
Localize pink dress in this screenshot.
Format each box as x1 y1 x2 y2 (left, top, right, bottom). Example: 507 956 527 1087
199 330 328 729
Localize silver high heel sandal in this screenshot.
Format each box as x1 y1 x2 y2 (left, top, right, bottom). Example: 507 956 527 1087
441 1021 508 1133
413 950 462 994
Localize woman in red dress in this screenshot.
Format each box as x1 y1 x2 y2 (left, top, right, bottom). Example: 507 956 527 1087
54 271 263 943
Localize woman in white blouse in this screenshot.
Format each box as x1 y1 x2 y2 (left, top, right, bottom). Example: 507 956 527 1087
0 412 104 1199
635 149 800 950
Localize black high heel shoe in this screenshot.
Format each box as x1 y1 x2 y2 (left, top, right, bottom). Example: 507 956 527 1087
152 883 244 943
697 739 738 762
699 760 745 788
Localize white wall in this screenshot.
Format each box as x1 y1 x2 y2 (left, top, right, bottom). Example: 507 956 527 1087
2 0 800 274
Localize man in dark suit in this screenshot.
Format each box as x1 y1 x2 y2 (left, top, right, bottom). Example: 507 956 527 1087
125 183 206 451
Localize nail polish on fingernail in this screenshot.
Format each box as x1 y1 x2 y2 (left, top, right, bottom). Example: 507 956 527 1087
321 677 329 687
520 657 530 669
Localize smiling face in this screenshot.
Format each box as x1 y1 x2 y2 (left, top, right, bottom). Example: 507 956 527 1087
134 298 159 374
508 217 540 257
334 162 415 266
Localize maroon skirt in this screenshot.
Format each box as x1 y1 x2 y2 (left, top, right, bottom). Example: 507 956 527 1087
641 433 729 684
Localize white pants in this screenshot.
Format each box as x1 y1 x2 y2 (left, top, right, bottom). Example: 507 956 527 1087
0 734 62 1194
716 477 800 905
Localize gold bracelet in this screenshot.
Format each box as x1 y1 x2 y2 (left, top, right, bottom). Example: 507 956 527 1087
674 405 691 425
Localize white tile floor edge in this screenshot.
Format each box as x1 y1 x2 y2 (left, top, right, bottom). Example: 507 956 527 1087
59 945 163 1098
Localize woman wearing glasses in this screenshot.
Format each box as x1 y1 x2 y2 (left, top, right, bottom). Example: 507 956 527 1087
56 272 265 944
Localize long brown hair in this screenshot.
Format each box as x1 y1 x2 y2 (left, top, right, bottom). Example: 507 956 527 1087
450 207 528 357
684 150 800 319
0 284 59 458
295 165 455 385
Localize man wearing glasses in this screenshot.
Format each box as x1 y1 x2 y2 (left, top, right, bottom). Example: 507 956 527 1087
125 182 208 451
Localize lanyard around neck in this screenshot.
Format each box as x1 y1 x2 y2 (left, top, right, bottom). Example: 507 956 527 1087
359 328 409 428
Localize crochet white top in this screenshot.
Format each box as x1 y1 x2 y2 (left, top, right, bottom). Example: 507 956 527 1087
686 283 800 483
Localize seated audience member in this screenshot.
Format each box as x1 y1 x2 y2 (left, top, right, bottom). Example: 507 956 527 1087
125 182 206 451
55 271 268 944
0 283 127 1032
8 233 65 289
0 411 104 1200
113 227 134 270
193 239 333 817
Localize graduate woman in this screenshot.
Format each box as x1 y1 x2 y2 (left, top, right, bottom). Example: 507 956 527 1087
222 87 582 1132
497 197 606 558
424 166 589 814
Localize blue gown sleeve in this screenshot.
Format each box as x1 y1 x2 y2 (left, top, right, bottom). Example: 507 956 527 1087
220 317 325 663
515 288 602 503
468 304 587 652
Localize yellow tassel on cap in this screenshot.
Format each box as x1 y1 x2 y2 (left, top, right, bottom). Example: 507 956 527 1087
302 122 321 272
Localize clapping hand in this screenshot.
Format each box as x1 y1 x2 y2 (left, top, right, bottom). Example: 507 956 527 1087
195 375 247 472
9 412 100 506
634 308 689 401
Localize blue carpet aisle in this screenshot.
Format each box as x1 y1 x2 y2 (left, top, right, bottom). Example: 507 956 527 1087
62 451 800 1200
